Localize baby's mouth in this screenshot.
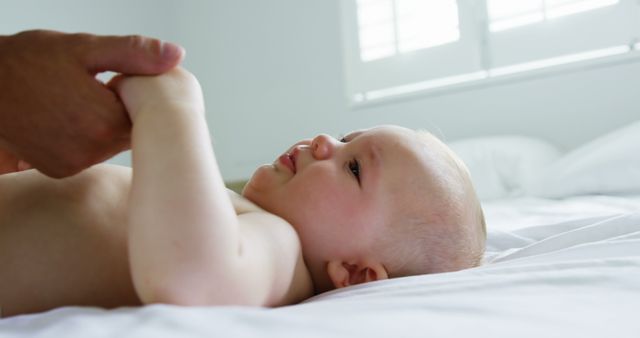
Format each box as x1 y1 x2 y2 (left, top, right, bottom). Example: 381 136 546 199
289 147 301 173
288 153 297 173
277 152 296 173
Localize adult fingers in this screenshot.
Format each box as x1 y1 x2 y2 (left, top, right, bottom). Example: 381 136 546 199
80 34 185 75
0 148 20 175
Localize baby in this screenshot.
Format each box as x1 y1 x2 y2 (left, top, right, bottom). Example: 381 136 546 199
0 68 485 317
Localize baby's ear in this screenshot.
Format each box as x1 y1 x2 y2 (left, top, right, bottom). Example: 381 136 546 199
327 260 389 289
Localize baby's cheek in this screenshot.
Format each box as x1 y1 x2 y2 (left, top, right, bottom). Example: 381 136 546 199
308 188 354 224
297 176 343 205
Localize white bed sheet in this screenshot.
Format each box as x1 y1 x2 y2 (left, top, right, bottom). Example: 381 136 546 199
2 196 640 337
483 194 640 232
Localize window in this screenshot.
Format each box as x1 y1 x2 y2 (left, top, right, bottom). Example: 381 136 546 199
489 0 621 32
341 0 640 104
357 0 461 61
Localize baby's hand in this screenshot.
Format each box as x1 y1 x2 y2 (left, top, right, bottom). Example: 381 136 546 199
110 66 204 121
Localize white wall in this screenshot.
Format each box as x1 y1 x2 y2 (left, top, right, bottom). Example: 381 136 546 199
0 0 180 40
3 1 639 181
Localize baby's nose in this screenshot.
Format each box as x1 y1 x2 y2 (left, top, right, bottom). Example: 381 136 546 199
311 134 335 160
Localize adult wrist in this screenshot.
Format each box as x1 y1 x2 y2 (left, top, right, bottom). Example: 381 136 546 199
0 33 20 65
0 31 22 49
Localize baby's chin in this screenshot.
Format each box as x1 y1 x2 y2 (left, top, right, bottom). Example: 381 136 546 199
241 170 279 212
240 177 262 204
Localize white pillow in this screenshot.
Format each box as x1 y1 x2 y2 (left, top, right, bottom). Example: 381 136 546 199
449 136 561 200
525 120 640 198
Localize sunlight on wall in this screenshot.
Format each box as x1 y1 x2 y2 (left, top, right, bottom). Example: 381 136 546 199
489 0 619 32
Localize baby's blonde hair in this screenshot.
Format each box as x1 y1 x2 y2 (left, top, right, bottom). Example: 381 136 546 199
379 130 486 278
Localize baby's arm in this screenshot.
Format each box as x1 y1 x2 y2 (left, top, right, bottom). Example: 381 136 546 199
113 68 308 306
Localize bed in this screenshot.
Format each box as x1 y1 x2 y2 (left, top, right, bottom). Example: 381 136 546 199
1 121 639 338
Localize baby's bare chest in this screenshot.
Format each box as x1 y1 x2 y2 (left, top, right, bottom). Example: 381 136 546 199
0 166 138 316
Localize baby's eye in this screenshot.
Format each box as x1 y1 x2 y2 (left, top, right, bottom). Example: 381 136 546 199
348 159 361 184
338 134 351 143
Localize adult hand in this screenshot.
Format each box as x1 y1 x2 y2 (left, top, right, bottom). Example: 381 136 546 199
0 29 185 178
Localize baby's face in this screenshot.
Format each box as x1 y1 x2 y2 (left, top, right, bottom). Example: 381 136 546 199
243 125 439 279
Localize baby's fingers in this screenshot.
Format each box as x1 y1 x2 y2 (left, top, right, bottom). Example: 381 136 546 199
106 73 127 95
17 160 32 171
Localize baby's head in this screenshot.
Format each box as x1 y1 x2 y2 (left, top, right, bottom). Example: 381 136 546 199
243 125 485 293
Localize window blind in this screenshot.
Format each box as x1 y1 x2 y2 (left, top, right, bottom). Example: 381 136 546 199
341 0 640 104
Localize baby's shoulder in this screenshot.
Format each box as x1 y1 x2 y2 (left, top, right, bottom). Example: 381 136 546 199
228 189 298 241
227 190 312 305
227 188 265 215
229 191 302 246
62 163 131 200
227 190 301 254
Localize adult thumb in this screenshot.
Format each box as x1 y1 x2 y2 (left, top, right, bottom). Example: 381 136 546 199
81 34 185 75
